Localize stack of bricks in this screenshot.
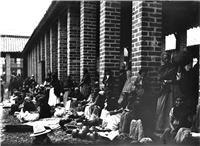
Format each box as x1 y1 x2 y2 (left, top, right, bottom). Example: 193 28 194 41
80 1 97 83
132 1 162 94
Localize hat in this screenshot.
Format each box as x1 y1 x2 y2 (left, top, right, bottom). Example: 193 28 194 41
30 124 51 137
75 87 79 91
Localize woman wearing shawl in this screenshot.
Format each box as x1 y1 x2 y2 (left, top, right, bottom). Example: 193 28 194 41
155 51 181 132
118 70 133 103
80 68 91 99
174 104 200 145
102 68 115 92
160 94 193 144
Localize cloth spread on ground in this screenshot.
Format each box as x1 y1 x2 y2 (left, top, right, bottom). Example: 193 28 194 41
97 130 119 141
23 117 61 130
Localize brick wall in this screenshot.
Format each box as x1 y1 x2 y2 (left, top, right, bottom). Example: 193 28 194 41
179 29 187 51
80 1 97 83
99 1 121 94
132 1 162 94
58 15 68 81
36 42 41 84
50 23 58 73
45 31 51 76
67 5 80 83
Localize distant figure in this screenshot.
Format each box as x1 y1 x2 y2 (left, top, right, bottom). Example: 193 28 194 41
1 79 4 102
103 68 115 92
80 68 91 99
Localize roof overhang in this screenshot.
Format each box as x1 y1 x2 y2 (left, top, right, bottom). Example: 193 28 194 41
162 1 200 36
22 1 78 54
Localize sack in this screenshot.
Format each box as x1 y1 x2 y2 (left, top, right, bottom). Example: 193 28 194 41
171 51 192 66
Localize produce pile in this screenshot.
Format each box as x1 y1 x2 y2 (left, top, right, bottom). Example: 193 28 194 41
1 108 120 145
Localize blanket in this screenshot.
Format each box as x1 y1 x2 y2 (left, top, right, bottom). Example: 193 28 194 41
23 117 61 130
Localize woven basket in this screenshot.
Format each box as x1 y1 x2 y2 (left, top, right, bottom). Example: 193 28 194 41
171 51 192 66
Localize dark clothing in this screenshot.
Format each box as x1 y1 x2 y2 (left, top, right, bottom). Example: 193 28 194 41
94 94 106 111
1 83 4 102
32 136 52 145
80 72 91 99
23 101 36 112
74 91 85 101
51 79 61 97
119 69 127 93
39 103 51 119
103 74 115 91
156 63 181 132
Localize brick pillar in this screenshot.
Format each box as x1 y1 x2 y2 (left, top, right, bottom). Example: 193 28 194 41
50 23 58 73
175 29 187 51
67 5 80 83
132 1 162 93
80 1 97 83
40 35 45 80
27 53 30 77
33 46 36 78
5 53 11 84
36 42 40 83
58 15 68 81
99 1 121 94
45 31 50 75
30 49 33 76
199 46 200 105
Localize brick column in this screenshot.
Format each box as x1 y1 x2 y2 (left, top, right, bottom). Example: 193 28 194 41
45 31 51 75
132 1 162 93
58 15 68 81
199 46 200 105
50 23 58 73
5 53 11 84
175 29 187 51
80 1 97 83
99 1 121 94
36 42 40 83
30 49 33 76
33 46 36 78
40 36 45 80
67 5 80 83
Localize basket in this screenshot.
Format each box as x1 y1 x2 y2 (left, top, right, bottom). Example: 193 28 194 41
171 51 192 66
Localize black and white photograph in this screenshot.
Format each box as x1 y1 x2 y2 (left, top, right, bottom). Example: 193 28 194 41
0 0 199 145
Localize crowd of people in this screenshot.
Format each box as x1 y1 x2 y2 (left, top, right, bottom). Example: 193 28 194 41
1 50 199 145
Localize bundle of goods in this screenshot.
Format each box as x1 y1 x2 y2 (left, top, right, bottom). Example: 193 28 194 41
171 51 192 66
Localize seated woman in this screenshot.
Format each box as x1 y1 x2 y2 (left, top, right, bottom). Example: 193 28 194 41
160 94 193 144
37 96 51 119
84 88 99 120
174 104 200 145
100 90 130 131
17 96 39 122
118 91 145 141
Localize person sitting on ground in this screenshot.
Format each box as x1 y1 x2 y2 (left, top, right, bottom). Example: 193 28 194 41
30 124 52 145
100 90 130 131
84 88 100 120
102 68 115 92
9 90 24 115
160 94 193 144
174 104 200 145
17 96 39 122
37 96 51 119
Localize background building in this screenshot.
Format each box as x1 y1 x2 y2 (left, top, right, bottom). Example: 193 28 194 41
0 35 29 85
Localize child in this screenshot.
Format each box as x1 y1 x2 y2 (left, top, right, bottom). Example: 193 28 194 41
30 124 52 145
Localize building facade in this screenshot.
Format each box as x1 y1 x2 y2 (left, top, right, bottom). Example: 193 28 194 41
22 1 199 102
0 35 29 84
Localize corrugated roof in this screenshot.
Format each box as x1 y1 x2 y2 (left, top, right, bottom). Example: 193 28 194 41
0 35 29 53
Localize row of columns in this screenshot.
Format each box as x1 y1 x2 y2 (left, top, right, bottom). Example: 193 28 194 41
25 1 189 96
